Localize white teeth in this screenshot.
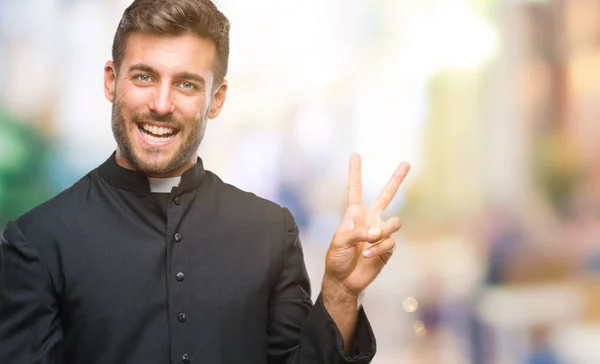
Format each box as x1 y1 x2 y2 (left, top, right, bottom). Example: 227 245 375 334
141 124 174 136
139 124 176 143
143 132 175 143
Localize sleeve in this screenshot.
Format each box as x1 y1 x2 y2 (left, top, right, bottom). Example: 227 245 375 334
0 221 64 363
267 208 376 364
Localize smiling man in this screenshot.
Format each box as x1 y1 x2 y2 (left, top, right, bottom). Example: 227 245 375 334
0 1 410 363
108 30 223 178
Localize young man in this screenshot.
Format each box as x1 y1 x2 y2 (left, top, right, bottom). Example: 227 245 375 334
0 1 410 363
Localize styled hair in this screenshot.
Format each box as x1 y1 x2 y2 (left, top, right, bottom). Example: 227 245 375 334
112 0 230 84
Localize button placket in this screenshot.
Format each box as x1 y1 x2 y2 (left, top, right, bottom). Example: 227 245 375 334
168 188 190 363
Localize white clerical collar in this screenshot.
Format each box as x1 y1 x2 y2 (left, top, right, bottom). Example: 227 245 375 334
147 176 182 193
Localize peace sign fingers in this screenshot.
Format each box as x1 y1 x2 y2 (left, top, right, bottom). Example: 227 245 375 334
347 153 363 207
372 162 411 213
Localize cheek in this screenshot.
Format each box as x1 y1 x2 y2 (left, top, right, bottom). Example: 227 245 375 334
117 84 151 113
177 97 206 122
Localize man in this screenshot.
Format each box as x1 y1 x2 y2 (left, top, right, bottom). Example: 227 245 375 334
0 0 410 363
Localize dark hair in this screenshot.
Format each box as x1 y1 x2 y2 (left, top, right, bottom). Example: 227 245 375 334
112 0 230 84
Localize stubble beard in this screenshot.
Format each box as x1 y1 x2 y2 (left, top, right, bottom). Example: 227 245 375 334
111 101 209 176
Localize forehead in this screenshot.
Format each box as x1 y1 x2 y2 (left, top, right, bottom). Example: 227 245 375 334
122 32 216 76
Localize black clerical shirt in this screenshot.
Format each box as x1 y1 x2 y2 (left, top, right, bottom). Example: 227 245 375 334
0 153 376 364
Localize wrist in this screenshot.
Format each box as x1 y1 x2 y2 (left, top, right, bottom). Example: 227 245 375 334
321 275 360 306
321 275 361 355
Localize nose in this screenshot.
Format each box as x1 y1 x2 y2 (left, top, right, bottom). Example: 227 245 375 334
148 83 176 115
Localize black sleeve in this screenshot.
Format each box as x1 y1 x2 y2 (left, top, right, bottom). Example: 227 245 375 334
267 208 376 364
0 221 64 363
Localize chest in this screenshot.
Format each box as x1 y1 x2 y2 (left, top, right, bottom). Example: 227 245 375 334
57 205 280 328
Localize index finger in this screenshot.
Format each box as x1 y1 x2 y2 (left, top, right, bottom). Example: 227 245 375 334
347 153 362 206
373 162 410 212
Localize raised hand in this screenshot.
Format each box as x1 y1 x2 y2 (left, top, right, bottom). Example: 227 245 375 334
323 153 410 297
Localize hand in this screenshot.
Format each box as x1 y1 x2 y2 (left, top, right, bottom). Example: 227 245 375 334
323 153 410 298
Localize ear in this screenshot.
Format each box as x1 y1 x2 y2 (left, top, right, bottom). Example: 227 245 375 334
104 61 117 103
208 79 228 119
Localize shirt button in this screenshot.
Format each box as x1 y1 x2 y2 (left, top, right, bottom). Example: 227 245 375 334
174 196 181 205
182 354 190 363
176 272 185 281
174 233 182 242
178 312 186 322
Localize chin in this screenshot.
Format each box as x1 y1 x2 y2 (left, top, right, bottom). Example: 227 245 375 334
126 147 175 174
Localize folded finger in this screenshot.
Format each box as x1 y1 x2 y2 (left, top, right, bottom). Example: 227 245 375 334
334 216 402 247
380 216 402 237
362 237 396 258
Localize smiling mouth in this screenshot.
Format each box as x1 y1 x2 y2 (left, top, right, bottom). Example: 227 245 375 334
137 122 179 143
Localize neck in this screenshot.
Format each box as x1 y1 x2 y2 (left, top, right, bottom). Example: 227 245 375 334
115 149 197 178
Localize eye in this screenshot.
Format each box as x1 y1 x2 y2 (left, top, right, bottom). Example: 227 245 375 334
135 74 152 82
179 82 195 91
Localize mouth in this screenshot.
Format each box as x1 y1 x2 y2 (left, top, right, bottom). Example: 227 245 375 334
136 122 180 147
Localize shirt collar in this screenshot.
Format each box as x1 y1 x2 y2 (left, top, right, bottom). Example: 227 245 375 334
148 176 182 193
99 151 206 194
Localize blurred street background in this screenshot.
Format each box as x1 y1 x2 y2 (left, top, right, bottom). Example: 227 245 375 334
2 0 600 362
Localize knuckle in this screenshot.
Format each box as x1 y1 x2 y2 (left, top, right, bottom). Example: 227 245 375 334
388 220 402 231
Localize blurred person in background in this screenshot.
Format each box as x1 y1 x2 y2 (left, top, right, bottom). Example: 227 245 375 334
0 0 411 363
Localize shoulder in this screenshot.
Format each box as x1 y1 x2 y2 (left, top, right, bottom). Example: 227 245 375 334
204 170 295 228
8 170 97 243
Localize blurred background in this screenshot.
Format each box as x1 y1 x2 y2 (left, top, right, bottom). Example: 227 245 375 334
2 0 600 362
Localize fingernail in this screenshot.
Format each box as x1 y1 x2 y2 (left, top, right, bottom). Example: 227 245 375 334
368 227 381 237
363 249 373 257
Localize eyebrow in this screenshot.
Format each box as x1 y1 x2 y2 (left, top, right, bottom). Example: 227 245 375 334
128 63 158 75
128 63 206 87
